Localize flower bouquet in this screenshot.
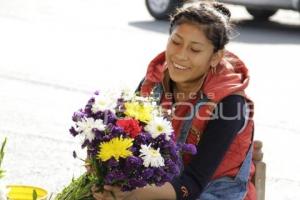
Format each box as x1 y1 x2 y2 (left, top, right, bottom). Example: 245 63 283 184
55 90 196 199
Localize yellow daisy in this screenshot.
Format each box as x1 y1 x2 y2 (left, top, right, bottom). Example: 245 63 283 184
124 102 153 123
97 137 133 162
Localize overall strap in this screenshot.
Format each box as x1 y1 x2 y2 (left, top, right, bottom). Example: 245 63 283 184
235 144 253 183
135 77 145 93
176 96 209 144
234 120 254 183
151 82 209 144
152 82 164 104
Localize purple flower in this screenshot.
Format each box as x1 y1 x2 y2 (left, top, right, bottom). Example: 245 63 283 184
141 168 154 179
153 168 168 186
125 156 143 168
107 158 119 168
72 110 85 122
182 144 197 155
102 110 117 124
88 97 96 104
81 139 89 149
106 124 125 138
168 144 180 161
105 170 126 184
134 132 152 146
165 159 180 176
94 129 105 140
164 171 176 182
93 110 105 120
102 135 113 142
176 143 183 150
155 134 168 143
154 167 165 176
83 97 95 115
128 178 147 189
69 127 78 137
87 147 98 157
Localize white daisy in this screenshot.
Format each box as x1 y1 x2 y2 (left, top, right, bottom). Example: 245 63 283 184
92 94 117 113
139 144 164 168
76 118 105 142
144 117 173 140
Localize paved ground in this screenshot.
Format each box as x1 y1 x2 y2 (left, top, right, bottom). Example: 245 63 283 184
0 0 300 199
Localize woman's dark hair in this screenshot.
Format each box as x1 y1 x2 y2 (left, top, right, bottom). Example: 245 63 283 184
169 0 233 52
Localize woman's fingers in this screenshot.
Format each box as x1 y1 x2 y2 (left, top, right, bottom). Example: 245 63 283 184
91 185 105 200
103 185 120 198
92 185 131 200
91 185 99 193
98 192 116 200
103 185 132 200
93 192 103 200
103 185 114 191
91 186 116 200
103 185 123 192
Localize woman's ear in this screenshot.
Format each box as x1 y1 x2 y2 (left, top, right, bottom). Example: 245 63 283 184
210 49 225 67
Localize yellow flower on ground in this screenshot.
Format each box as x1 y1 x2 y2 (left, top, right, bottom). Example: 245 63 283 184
97 137 133 161
124 102 153 123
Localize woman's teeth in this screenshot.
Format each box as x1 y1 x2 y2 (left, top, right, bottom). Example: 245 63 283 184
174 63 188 70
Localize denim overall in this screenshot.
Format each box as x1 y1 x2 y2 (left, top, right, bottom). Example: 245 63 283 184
152 83 253 200
197 147 252 200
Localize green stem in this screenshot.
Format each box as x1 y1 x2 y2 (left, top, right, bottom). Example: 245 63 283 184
91 157 104 191
91 158 116 200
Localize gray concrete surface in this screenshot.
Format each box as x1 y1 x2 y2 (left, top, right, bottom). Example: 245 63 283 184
0 0 300 199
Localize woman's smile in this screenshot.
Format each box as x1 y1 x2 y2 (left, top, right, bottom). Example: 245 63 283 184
172 62 191 71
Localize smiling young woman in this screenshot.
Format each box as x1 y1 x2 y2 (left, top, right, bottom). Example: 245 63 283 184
92 1 257 200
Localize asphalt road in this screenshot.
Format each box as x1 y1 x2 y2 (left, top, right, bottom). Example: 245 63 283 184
0 0 300 199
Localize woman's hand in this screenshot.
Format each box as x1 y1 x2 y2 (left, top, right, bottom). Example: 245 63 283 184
91 185 134 200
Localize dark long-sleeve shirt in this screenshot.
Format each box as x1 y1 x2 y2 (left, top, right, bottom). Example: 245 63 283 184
171 95 246 200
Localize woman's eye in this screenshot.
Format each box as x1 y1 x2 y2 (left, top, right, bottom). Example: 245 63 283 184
171 39 180 45
191 48 201 53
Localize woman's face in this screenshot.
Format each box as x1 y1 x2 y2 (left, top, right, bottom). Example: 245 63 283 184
166 23 216 84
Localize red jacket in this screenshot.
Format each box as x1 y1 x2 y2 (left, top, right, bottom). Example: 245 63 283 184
139 51 256 199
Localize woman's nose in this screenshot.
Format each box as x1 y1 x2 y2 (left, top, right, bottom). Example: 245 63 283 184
175 48 188 61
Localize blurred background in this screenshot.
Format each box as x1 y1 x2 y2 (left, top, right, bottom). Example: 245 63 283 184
0 0 300 199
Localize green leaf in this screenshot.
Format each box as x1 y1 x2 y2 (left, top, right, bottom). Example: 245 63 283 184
0 169 5 179
0 137 7 179
0 138 7 165
54 173 95 200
